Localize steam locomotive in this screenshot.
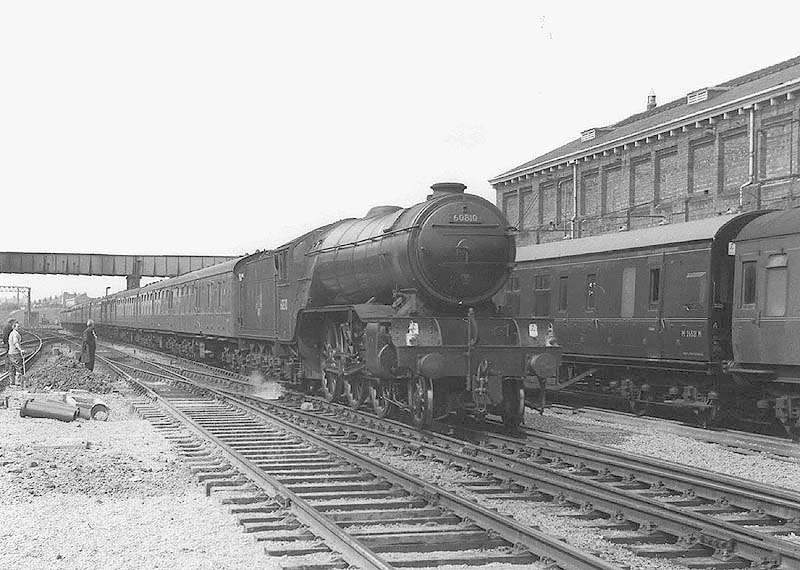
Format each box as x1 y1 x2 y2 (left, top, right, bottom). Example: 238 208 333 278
62 183 560 428
505 206 800 437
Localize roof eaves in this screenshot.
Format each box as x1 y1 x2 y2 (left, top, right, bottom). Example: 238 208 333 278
491 76 800 186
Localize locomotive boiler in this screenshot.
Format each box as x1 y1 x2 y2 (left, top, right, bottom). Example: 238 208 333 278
62 183 561 429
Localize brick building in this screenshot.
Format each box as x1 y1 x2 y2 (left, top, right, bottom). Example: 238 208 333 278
491 56 800 246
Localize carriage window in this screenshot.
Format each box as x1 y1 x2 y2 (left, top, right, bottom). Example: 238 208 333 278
684 271 707 306
649 268 661 305
765 254 787 316
557 276 568 311
506 275 520 292
585 274 597 310
621 267 636 317
533 274 551 316
742 261 757 306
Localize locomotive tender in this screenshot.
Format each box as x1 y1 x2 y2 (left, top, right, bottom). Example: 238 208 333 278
506 206 800 436
62 183 560 428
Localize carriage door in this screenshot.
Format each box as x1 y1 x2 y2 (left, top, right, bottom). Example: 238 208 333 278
646 255 665 359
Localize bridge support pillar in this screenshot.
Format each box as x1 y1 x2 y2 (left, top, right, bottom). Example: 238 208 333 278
126 275 141 290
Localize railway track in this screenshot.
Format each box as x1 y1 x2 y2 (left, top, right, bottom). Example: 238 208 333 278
99 346 617 570
1 330 49 387
259 398 800 568
97 343 800 569
541 404 800 464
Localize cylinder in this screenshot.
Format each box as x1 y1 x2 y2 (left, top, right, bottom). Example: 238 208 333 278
20 399 79 422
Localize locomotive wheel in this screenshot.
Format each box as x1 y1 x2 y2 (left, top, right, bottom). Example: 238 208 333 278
502 379 526 431
408 376 433 429
322 372 341 402
320 322 343 402
368 380 392 418
343 377 367 409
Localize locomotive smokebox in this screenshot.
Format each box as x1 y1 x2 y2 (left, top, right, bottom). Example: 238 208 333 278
427 182 467 200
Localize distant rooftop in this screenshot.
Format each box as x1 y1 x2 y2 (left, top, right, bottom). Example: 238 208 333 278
491 55 800 184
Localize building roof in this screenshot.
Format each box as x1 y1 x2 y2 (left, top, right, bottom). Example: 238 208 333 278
516 213 747 263
492 55 800 185
735 206 800 242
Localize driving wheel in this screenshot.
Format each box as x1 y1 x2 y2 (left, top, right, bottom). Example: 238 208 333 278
408 375 433 429
320 321 343 402
502 379 526 430
368 380 392 418
343 376 367 409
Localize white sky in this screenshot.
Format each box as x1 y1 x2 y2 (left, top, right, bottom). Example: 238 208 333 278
1 1 799 300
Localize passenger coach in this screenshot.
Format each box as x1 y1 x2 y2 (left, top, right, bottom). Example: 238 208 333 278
507 212 763 420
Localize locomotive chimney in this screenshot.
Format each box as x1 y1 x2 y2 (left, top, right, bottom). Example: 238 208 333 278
428 182 467 200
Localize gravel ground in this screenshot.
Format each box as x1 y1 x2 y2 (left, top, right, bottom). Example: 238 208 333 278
524 408 800 492
0 377 281 570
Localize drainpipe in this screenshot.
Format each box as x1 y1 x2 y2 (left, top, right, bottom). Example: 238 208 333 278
740 106 756 209
571 161 578 238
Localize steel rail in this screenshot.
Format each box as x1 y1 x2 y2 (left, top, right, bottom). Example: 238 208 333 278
244 398 800 569
102 358 396 570
124 348 800 567
84 342 800 567
205 390 619 570
112 355 619 570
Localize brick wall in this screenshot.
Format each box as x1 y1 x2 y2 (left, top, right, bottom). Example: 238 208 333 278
499 96 800 246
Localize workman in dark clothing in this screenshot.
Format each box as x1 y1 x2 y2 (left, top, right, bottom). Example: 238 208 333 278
80 319 97 371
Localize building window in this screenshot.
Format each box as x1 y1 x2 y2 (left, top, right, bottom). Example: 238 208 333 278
649 268 661 305
503 191 519 227
585 274 597 310
765 254 787 316
741 261 756 306
557 276 568 311
533 274 551 317
760 117 793 179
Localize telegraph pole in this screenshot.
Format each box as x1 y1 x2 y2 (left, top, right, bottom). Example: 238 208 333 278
1 286 32 326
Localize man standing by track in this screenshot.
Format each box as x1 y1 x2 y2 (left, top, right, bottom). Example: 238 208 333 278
80 319 97 371
7 320 24 387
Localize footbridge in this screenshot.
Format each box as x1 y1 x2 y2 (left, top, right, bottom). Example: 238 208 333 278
0 252 239 289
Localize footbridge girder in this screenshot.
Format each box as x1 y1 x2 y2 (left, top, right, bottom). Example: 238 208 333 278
0 252 239 289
